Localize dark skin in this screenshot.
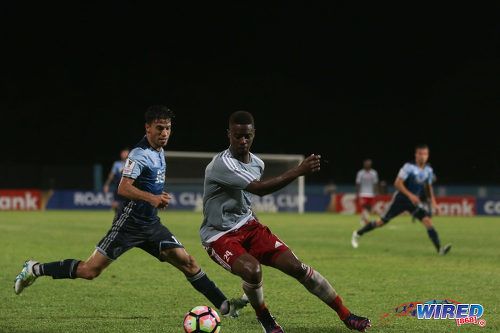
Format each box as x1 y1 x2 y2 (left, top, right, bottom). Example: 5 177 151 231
227 123 321 283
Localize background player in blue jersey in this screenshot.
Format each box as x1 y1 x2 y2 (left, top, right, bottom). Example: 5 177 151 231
351 144 452 255
14 105 247 318
103 147 129 211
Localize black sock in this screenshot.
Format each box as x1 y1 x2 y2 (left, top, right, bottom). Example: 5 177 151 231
38 259 81 279
427 227 441 251
187 269 227 310
357 221 377 236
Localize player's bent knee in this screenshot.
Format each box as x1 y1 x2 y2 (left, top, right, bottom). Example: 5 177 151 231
181 255 200 275
237 261 262 283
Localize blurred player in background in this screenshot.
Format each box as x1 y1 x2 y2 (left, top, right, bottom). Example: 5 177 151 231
413 169 437 223
201 111 370 333
103 148 129 211
355 159 379 225
14 105 247 318
351 144 451 255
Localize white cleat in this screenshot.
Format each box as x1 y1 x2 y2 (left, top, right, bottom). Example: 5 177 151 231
351 231 359 249
14 260 39 295
439 244 452 256
223 294 249 318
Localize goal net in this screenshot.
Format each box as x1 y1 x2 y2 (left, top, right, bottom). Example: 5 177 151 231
164 151 305 213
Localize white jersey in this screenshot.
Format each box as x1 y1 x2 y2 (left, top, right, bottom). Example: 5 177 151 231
356 169 378 197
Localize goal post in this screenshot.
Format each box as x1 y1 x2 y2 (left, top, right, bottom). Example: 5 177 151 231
164 151 306 213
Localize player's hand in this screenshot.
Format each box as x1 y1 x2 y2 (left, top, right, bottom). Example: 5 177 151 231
432 200 439 213
298 154 321 175
103 185 109 194
408 193 421 205
151 193 172 209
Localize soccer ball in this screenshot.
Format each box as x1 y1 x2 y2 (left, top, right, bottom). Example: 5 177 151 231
183 306 221 333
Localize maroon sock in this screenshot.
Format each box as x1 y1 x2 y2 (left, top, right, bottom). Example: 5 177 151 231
255 302 268 317
329 296 351 321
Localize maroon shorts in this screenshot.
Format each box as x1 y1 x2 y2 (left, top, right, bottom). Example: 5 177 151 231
359 196 375 207
205 219 290 271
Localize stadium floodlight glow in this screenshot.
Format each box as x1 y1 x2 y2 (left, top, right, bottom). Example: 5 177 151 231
164 151 306 213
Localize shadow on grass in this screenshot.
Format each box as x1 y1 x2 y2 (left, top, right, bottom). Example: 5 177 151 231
286 326 346 333
31 315 153 320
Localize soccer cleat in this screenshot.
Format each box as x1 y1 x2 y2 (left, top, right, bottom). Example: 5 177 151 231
14 260 39 295
343 313 371 332
351 231 359 248
439 244 452 256
223 294 249 318
257 309 284 333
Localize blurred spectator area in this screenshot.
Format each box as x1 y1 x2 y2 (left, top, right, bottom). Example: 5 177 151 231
0 164 95 189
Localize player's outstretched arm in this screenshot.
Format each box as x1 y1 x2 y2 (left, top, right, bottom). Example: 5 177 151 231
246 154 321 197
394 177 420 204
118 177 171 208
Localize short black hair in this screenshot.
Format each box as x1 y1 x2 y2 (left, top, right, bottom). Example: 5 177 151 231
415 143 429 150
229 110 254 127
145 105 175 124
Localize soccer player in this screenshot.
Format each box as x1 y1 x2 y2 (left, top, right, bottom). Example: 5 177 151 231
14 105 247 318
351 144 452 255
103 147 129 211
200 111 371 333
355 159 379 225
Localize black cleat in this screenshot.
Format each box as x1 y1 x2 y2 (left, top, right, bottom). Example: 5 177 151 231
257 309 284 333
343 313 371 332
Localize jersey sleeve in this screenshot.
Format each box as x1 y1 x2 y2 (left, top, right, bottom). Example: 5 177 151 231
397 163 411 180
355 170 362 184
373 170 379 183
122 148 147 179
427 167 434 185
211 156 258 190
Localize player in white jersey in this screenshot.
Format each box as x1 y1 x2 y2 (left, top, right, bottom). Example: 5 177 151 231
201 111 370 333
355 159 379 225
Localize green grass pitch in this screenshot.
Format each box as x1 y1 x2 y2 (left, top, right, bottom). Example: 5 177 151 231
1 211 499 332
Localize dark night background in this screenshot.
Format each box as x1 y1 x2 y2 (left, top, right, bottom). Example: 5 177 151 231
1 2 498 188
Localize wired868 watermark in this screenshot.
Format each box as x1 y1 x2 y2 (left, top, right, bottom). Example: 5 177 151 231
379 299 486 327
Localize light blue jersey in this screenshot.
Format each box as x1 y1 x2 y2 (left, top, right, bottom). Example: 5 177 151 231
121 136 166 223
396 162 433 198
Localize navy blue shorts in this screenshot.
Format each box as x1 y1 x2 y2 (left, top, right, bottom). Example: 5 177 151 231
96 214 184 261
381 194 431 223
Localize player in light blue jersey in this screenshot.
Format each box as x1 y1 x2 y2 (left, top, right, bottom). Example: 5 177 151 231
201 111 370 333
103 147 129 211
14 105 247 318
351 144 451 255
